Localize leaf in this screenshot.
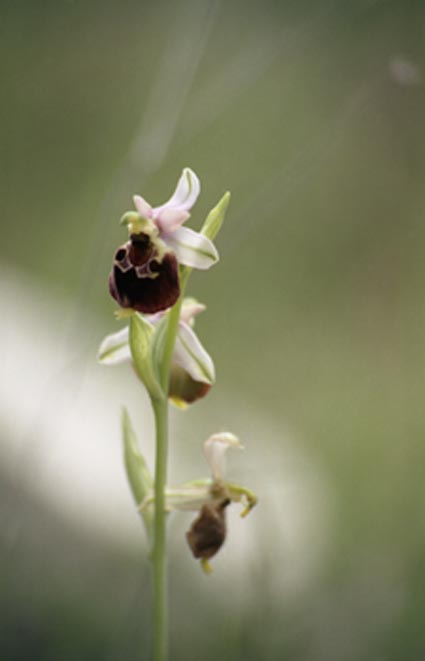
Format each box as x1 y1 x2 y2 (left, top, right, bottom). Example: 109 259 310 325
121 407 153 540
129 313 164 400
200 191 231 242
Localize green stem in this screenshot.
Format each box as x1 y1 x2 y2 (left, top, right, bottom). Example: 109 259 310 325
151 267 191 661
151 396 168 661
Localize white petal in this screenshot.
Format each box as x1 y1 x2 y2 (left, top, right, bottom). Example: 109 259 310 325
154 167 200 214
97 327 131 365
144 310 165 326
174 321 215 384
164 484 212 511
139 481 213 513
155 207 190 233
133 195 153 218
180 298 206 326
146 298 206 329
162 226 219 269
203 433 243 481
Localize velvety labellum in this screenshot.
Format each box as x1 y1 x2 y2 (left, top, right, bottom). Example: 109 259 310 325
109 233 180 314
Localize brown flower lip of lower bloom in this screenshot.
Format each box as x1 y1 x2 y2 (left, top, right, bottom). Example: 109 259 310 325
109 232 180 314
169 364 212 406
186 499 231 560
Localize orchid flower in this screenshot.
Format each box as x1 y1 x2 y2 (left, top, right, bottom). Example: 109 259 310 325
109 168 219 315
97 298 215 406
139 433 257 573
128 167 218 271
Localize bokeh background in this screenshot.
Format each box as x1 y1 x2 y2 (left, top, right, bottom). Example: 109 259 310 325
1 1 425 659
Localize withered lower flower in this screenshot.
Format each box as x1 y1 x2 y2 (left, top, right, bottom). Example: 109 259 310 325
109 231 180 314
138 433 257 573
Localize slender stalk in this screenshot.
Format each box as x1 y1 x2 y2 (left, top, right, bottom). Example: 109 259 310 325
152 396 168 661
151 267 191 661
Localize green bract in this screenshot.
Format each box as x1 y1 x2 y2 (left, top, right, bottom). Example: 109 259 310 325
201 191 231 242
129 313 164 401
122 407 154 541
150 314 169 380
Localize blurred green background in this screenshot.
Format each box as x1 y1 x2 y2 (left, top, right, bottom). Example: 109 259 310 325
1 0 425 659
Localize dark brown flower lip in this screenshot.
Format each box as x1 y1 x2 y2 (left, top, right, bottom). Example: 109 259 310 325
186 499 230 560
109 233 180 314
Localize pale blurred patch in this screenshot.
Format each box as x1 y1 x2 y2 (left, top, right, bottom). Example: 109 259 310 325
1 263 333 599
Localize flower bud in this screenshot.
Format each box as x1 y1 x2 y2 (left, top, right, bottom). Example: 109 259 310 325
109 232 180 314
